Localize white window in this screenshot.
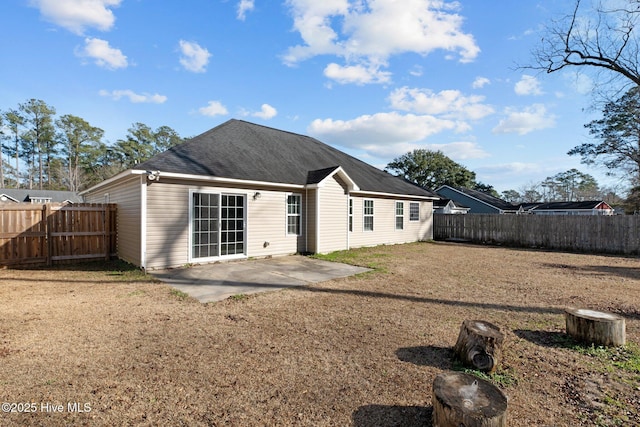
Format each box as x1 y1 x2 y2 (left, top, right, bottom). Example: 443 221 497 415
287 194 302 235
410 202 420 221
363 199 374 231
348 198 353 232
395 202 404 230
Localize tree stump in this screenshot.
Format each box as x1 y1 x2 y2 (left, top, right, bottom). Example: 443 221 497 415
453 320 504 373
432 371 508 427
565 308 625 347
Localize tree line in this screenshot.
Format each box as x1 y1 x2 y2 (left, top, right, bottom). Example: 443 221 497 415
385 149 620 206
0 99 184 192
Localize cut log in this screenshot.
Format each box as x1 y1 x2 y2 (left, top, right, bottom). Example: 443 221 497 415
432 371 508 427
453 320 504 373
565 308 626 347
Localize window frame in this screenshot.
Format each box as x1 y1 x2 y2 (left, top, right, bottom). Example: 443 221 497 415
395 201 404 230
363 199 374 232
286 193 302 236
409 202 420 222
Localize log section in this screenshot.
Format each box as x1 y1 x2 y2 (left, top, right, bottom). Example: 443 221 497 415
565 308 625 347
432 371 508 427
453 320 504 373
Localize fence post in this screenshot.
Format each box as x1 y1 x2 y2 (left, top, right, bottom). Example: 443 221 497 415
44 204 52 266
104 204 110 261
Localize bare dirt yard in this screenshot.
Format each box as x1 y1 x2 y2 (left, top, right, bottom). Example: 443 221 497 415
0 242 639 426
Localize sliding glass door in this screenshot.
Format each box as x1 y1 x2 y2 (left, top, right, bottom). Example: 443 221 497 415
191 192 245 260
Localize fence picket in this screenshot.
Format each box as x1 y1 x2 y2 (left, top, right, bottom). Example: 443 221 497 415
433 214 640 255
0 203 117 267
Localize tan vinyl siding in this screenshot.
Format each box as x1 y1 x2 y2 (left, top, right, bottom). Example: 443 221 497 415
143 179 301 269
316 176 349 253
83 176 143 266
349 196 432 248
305 189 317 253
144 181 190 269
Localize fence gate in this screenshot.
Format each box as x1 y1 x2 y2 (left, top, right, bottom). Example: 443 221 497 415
0 203 117 267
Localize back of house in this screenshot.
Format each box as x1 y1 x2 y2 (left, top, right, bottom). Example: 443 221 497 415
82 119 437 269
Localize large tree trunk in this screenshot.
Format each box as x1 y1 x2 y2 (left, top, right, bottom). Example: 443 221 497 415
565 308 625 347
432 371 508 427
453 320 504 373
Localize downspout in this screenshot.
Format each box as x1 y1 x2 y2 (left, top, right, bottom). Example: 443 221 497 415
315 187 320 254
346 193 350 250
140 175 147 270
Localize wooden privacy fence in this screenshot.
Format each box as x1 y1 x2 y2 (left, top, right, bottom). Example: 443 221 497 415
0 203 117 267
433 214 640 255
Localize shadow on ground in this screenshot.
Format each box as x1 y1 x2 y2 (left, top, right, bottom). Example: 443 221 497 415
514 329 577 348
396 346 453 369
352 405 432 427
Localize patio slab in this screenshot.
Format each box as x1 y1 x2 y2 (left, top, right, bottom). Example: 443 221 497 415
150 255 371 303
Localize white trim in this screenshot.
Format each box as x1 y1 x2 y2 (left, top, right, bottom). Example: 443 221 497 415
351 189 436 200
409 202 420 221
347 196 351 249
81 168 436 202
395 201 404 231
188 189 248 263
363 198 374 232
81 169 306 195
309 166 360 191
285 193 302 236
140 176 147 270
0 194 20 203
315 187 320 253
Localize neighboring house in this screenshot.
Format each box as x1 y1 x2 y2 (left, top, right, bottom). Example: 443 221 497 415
433 198 470 214
0 189 82 204
521 200 614 216
81 119 437 270
435 185 518 214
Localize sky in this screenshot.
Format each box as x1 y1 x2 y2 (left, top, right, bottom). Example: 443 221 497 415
0 0 624 194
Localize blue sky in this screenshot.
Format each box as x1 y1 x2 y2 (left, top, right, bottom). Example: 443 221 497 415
0 0 620 193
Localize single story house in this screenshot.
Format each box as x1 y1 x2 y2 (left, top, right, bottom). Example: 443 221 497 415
520 200 614 215
81 119 437 270
435 185 518 214
433 198 470 214
0 189 82 204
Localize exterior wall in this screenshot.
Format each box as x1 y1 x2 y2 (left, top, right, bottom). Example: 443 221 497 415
143 179 302 269
436 187 500 214
316 176 349 253
83 176 143 266
347 196 432 250
305 189 317 253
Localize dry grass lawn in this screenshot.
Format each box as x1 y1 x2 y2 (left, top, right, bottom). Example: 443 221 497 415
0 242 639 426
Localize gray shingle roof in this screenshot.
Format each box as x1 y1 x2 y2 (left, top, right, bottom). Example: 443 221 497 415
439 186 517 212
0 189 82 203
134 119 435 198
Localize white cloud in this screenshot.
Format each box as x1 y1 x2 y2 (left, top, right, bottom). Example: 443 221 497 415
492 104 556 135
323 63 391 85
472 76 490 89
409 65 423 77
423 141 490 160
388 87 494 120
237 0 255 20
76 37 127 69
308 112 457 151
514 75 543 96
179 40 211 73
283 0 479 83
251 104 278 119
32 0 121 34
99 89 167 104
199 101 228 117
564 71 594 95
